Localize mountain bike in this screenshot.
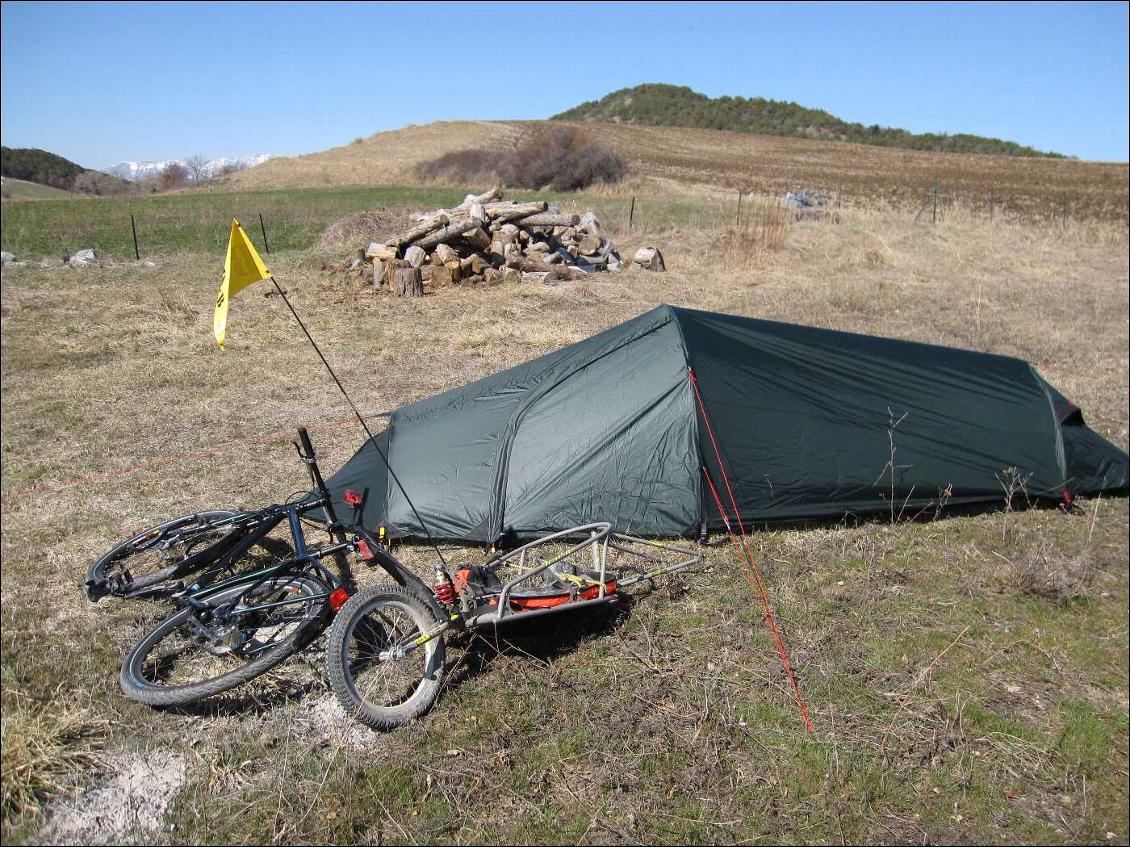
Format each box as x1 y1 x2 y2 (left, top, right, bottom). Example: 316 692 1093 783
90 428 435 708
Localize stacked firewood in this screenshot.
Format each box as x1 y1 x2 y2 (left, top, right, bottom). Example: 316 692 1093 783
363 187 623 295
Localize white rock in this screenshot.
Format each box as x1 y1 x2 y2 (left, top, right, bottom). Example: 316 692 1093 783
67 248 97 268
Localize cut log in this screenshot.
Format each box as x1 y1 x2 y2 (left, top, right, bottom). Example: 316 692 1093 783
433 243 459 264
428 263 455 288
499 223 519 239
444 259 463 284
395 214 449 247
577 234 601 255
462 226 492 251
519 213 581 228
392 266 423 297
526 240 550 253
579 211 604 237
457 186 503 209
490 201 548 223
501 267 523 285
464 253 490 275
470 203 489 225
482 267 502 286
503 243 523 268
413 218 480 250
632 246 666 272
404 245 427 269
365 242 397 261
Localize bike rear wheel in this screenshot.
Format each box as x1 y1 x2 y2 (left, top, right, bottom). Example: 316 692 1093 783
326 585 446 730
120 574 330 707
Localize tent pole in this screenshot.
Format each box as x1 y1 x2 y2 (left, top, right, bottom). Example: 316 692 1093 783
269 276 450 570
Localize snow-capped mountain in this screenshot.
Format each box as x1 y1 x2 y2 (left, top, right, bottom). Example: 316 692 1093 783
103 154 272 182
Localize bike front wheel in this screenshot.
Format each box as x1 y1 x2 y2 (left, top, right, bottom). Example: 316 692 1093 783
120 574 330 707
326 585 446 730
86 510 245 601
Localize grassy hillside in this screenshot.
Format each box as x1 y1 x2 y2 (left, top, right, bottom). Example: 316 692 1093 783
223 120 1127 224
1 177 74 201
554 84 1063 158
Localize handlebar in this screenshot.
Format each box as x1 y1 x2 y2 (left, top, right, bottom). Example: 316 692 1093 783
293 427 342 531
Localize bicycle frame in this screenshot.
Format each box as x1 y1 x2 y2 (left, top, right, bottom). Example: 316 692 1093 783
177 495 352 616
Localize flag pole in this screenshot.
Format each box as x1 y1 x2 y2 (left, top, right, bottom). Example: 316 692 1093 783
268 276 450 569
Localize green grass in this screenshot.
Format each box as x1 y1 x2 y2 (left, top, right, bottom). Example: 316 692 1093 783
0 185 471 258
0 184 737 261
0 178 74 201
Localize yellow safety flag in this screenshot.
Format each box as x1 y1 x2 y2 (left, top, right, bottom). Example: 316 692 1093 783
213 218 271 347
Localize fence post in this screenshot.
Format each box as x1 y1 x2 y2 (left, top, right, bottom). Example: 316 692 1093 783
628 196 635 231
130 214 140 260
989 190 994 222
932 184 938 224
736 190 743 228
259 212 271 254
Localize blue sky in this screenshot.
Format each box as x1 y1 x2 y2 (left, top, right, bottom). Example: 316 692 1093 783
1 1 1127 166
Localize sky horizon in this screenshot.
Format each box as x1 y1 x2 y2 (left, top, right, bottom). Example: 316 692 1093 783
1 1 1127 167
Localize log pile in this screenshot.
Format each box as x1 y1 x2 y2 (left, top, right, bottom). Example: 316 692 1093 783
361 187 624 295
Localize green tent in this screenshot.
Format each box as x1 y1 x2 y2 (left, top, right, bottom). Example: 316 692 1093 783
324 305 1127 542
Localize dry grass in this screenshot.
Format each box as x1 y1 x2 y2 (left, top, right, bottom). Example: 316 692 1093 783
227 120 1129 224
316 204 429 250
1 194 1127 844
0 690 108 834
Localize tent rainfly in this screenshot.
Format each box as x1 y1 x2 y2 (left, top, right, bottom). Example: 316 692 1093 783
321 305 1128 543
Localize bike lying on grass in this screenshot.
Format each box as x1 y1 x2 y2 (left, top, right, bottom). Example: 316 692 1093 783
87 428 702 726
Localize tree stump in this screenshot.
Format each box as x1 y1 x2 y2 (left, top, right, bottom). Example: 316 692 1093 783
392 265 423 297
633 247 666 272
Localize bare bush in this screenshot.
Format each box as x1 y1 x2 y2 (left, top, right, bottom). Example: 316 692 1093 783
72 171 133 196
157 163 190 192
1007 542 1096 604
415 128 626 192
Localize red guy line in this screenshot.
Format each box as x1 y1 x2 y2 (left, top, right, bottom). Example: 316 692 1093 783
688 366 814 733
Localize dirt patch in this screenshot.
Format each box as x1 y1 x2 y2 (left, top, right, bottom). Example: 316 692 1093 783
38 748 186 845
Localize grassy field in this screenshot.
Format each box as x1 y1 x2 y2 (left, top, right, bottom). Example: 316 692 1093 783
1 184 1127 845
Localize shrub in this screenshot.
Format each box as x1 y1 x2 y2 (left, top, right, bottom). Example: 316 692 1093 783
415 129 626 192
158 163 190 192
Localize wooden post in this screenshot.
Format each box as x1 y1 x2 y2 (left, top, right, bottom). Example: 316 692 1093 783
932 184 938 224
1062 194 1068 228
628 196 635 230
736 191 743 228
130 214 140 260
259 212 271 254
988 190 994 222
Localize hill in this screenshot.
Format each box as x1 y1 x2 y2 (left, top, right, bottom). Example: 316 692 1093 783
553 84 1063 158
1 146 133 195
1 146 89 191
224 120 1127 223
0 176 74 200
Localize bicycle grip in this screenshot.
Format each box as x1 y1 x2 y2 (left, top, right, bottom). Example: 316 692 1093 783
297 427 315 459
